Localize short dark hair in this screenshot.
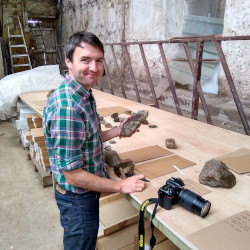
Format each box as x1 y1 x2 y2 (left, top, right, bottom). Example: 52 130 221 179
64 31 104 62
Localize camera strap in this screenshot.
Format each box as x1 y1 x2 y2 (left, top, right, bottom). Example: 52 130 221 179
138 192 160 250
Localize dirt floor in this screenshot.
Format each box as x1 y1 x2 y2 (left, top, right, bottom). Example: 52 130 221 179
0 121 63 250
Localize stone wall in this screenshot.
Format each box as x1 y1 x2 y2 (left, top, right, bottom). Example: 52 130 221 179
58 0 250 103
220 0 250 102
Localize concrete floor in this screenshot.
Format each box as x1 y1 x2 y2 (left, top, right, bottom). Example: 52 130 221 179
0 121 63 250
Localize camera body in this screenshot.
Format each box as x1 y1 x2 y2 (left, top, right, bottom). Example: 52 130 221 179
159 177 184 210
159 177 211 218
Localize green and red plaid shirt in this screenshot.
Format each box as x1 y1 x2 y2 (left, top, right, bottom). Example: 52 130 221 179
43 74 106 193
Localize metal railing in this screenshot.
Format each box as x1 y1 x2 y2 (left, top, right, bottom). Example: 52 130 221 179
56 35 250 135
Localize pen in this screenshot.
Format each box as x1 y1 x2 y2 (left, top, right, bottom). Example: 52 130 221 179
125 173 150 182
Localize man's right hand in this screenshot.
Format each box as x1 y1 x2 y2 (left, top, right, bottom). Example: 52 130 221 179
119 174 146 194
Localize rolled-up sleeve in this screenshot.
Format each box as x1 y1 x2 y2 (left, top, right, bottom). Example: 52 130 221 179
48 106 85 171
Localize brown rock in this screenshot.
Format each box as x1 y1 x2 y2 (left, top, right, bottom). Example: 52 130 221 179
199 159 236 188
113 116 120 122
103 150 121 167
114 159 135 179
111 112 119 118
165 138 177 149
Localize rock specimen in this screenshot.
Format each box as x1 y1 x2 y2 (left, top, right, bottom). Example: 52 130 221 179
111 112 119 118
104 122 112 128
113 116 120 122
103 142 111 151
120 110 149 137
165 138 177 149
103 149 135 179
114 159 135 180
199 159 236 188
103 150 121 167
149 125 157 128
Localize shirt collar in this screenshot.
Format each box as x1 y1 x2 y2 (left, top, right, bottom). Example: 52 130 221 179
65 73 91 99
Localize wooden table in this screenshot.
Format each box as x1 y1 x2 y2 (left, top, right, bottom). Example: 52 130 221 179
19 90 250 250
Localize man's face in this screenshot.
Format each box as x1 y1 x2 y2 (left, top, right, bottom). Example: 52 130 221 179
65 42 104 91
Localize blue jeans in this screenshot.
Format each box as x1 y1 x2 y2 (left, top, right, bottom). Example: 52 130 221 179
55 185 100 250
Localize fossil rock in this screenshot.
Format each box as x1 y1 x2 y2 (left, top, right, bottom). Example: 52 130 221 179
165 138 177 149
199 159 236 188
120 110 149 137
103 150 121 167
114 159 135 179
109 140 116 144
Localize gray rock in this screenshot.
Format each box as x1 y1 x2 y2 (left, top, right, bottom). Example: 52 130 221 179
120 110 148 137
199 159 236 188
113 116 120 122
137 110 149 122
149 125 157 128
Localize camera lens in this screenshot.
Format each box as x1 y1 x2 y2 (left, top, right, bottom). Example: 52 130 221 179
178 189 211 218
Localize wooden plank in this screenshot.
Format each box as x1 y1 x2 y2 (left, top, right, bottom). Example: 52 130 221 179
19 89 250 250
29 151 52 187
99 197 138 236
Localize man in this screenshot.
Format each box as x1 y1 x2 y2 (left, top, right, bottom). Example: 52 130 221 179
43 31 146 250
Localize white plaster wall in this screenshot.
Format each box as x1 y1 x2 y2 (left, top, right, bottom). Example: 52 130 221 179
220 0 250 101
60 0 185 86
59 0 250 102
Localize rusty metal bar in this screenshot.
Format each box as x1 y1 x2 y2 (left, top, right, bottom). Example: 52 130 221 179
172 58 220 62
191 41 204 120
103 61 114 95
158 43 182 115
214 40 250 135
104 35 250 46
138 44 159 108
123 45 141 103
109 45 127 99
183 42 213 124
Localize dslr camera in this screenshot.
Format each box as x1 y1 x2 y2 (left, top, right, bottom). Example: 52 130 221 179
159 177 211 218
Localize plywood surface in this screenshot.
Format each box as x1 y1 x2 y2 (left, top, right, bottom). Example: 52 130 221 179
119 145 173 163
19 89 250 250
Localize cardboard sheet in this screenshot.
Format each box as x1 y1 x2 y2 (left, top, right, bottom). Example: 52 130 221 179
135 155 196 179
119 145 173 163
186 210 250 250
214 148 250 174
183 178 212 196
97 106 129 117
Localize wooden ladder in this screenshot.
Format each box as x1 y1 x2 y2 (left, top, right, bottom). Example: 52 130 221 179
7 16 32 73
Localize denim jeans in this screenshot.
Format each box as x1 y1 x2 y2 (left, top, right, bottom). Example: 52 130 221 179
55 185 100 250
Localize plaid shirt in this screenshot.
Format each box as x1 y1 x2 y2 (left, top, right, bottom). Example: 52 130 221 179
43 74 106 193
